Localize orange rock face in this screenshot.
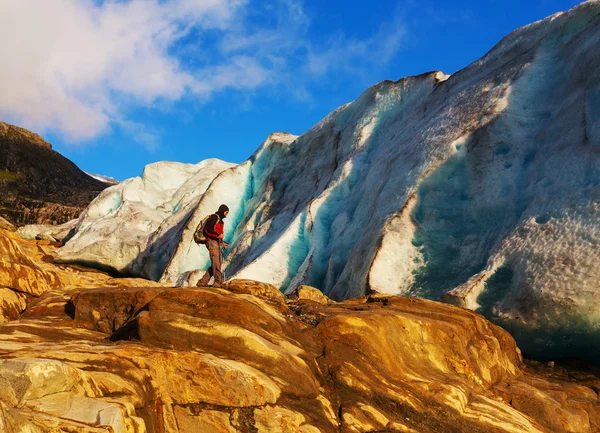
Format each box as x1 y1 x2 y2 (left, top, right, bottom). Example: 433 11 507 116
0 231 598 432
0 228 159 295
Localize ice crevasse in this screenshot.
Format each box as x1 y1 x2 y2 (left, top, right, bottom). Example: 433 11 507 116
56 2 600 361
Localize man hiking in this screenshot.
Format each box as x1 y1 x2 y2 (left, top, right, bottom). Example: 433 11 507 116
197 204 229 287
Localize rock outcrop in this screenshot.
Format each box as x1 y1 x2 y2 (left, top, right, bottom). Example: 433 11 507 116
0 228 160 324
1 282 599 432
1 231 599 432
0 120 108 228
289 285 331 304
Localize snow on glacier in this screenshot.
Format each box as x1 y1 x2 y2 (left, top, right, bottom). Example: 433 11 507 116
85 172 118 185
158 132 298 285
56 159 235 275
52 2 600 361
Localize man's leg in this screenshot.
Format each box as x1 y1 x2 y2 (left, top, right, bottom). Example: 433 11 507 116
213 243 224 285
197 242 215 286
197 268 212 286
209 240 224 285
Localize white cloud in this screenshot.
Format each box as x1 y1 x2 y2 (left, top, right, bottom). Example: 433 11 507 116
0 0 406 145
0 0 244 142
306 18 406 77
118 119 162 152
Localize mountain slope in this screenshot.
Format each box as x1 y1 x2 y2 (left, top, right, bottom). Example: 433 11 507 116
56 2 600 361
0 121 108 227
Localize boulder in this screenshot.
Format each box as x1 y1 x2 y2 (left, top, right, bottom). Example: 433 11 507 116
136 288 323 400
0 287 27 323
70 287 168 334
223 279 287 304
288 285 331 304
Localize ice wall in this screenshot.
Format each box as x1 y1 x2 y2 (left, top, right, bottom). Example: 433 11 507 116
56 1 600 361
223 2 600 360
154 132 299 286
56 159 235 275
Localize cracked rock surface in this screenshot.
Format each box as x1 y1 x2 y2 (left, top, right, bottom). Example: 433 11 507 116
0 232 598 432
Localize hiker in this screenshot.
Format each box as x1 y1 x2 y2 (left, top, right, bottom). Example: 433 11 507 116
196 204 230 287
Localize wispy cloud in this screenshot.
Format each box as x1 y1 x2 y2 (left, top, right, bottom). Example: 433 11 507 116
117 119 162 152
306 22 406 77
0 0 406 146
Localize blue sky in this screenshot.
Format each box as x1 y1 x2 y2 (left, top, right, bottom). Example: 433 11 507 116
1 0 582 180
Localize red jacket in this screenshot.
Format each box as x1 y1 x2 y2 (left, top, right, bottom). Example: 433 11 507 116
203 214 224 240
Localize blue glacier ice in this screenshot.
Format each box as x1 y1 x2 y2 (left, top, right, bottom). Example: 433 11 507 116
53 2 600 361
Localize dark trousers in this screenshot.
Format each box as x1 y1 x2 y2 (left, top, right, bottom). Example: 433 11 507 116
198 239 223 286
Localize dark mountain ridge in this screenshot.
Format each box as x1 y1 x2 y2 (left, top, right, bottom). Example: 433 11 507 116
0 121 108 227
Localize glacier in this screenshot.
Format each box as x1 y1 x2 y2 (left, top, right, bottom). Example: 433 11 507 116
57 159 236 276
53 1 600 361
85 172 119 185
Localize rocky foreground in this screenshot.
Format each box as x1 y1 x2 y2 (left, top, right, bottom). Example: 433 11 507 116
0 228 599 432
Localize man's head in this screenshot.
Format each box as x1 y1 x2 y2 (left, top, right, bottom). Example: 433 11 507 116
217 204 229 218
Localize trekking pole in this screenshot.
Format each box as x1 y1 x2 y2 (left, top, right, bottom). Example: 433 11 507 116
220 242 225 281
